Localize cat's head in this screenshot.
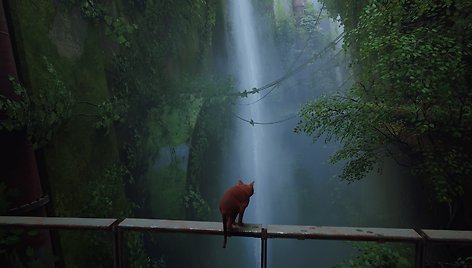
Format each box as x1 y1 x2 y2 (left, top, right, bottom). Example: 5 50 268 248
238 179 254 196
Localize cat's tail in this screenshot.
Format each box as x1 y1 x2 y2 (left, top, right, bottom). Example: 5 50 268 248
222 215 228 248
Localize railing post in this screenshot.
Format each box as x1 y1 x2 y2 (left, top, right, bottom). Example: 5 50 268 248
261 227 267 268
415 229 425 268
414 240 424 268
113 224 123 268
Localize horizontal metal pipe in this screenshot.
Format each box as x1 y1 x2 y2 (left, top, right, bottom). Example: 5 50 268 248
1 215 471 268
0 216 119 230
1 216 471 243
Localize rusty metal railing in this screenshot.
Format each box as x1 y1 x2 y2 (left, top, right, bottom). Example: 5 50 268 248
1 216 471 268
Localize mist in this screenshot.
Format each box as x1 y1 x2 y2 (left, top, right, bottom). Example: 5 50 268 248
217 0 426 266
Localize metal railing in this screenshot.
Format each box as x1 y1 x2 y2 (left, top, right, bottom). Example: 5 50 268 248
1 216 471 268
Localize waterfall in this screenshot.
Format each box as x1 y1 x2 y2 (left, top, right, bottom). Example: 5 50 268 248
224 0 296 265
227 0 270 225
218 0 423 267
226 0 266 264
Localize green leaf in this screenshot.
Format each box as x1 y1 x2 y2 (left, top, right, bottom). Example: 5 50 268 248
104 15 112 25
117 35 127 44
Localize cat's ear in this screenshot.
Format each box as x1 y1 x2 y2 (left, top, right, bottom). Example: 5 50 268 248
238 179 244 185
250 181 254 187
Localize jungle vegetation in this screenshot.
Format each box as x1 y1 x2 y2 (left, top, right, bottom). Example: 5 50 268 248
1 0 472 267
296 0 472 228
1 0 229 266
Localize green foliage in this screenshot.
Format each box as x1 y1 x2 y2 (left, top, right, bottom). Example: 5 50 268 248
8 0 221 266
274 9 297 52
125 232 152 268
274 1 326 59
95 94 129 133
80 0 137 47
0 57 74 148
147 166 186 219
122 122 144 171
300 2 322 34
102 0 220 182
297 0 472 206
320 0 368 28
79 163 134 217
0 78 29 131
0 229 57 268
58 0 139 47
155 256 166 268
425 255 472 267
187 93 232 182
124 0 216 70
296 93 383 181
73 163 148 267
454 256 472 266
334 242 411 268
183 185 211 220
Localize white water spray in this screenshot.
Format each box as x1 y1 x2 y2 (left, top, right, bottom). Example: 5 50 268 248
227 0 269 226
225 0 297 265
220 0 425 267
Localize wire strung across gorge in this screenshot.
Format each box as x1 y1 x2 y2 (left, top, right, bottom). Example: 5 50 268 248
236 46 346 107
231 41 347 124
231 75 353 126
231 5 346 126
232 70 354 126
231 30 345 104
245 4 327 104
235 4 329 105
231 37 346 126
231 112 298 126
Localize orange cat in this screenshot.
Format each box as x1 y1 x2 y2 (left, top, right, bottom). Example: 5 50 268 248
219 179 254 248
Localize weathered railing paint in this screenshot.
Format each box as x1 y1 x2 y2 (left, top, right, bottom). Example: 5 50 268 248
267 225 422 241
267 224 424 267
118 218 261 236
419 229 472 268
0 215 118 230
1 216 471 268
422 229 472 243
0 216 120 267
116 218 262 267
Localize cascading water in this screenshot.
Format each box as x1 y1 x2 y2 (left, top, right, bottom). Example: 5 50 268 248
226 0 277 227
226 0 288 262
223 0 337 266
225 0 271 264
218 0 425 267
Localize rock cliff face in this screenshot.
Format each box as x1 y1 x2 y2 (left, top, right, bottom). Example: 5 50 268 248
293 0 305 17
49 8 87 59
